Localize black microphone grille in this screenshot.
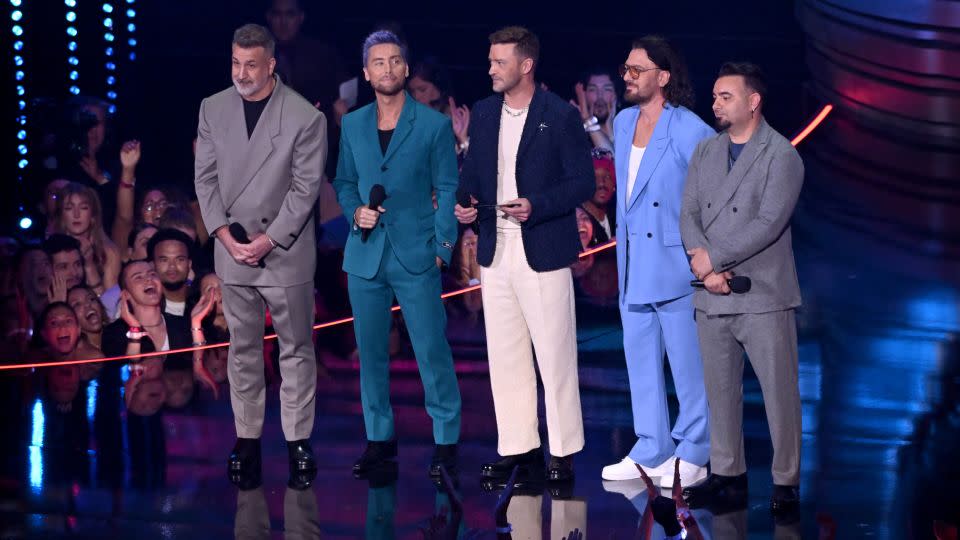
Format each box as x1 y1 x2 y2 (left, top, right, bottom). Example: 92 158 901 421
728 275 752 294
369 184 386 206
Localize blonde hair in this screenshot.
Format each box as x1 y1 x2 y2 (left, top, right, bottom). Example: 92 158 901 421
53 182 110 279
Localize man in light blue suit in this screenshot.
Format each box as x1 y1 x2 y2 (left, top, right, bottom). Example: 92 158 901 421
601 36 715 488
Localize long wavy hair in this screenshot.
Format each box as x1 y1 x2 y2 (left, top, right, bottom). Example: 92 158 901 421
53 182 110 278
632 35 695 109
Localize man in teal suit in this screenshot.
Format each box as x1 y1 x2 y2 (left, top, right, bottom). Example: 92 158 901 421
333 30 462 479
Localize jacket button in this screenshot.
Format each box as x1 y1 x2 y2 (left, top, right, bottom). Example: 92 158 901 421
261 218 268 224
733 207 738 213
653 202 659 207
225 212 231 218
647 232 653 238
706 203 711 209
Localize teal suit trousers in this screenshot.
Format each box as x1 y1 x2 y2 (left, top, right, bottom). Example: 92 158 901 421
347 236 461 444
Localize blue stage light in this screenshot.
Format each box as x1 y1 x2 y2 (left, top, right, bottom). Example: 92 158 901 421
127 23 134 32
16 85 24 95
104 32 114 41
66 11 75 22
103 17 112 27
65 0 76 6
69 70 78 80
18 144 26 155
107 90 117 99
102 3 113 12
69 85 80 95
14 55 22 65
14 40 22 50
15 70 23 80
19 217 33 230
105 46 113 55
106 75 115 85
68 56 78 65
68 41 77 51
128 52 135 60
11 10 21 21
12 24 22 35
106 62 116 70
126 8 135 17
18 159 28 169
128 37 136 46
17 130 25 140
66 26 76 36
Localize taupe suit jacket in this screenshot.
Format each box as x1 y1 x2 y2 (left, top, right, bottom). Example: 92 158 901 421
195 76 327 287
680 118 804 315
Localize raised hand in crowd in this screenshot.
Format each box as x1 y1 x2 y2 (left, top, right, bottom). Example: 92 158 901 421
448 96 470 147
47 272 68 304
190 285 221 398
113 140 143 250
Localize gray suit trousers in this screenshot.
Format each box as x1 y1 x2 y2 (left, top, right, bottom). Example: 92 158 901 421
696 309 801 486
222 281 317 441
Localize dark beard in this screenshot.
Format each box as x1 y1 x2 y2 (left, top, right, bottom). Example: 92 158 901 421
714 117 732 131
623 89 651 106
162 280 187 292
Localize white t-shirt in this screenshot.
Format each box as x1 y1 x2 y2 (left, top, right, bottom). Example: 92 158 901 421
165 299 186 317
497 104 528 232
598 214 611 239
627 145 647 200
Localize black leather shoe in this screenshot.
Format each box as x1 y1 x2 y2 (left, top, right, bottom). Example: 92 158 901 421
770 484 800 514
480 447 545 480
547 455 575 483
429 444 458 478
683 473 747 509
353 440 398 477
287 440 317 490
228 438 262 490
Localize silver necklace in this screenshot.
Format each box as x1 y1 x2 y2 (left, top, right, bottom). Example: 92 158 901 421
502 103 528 117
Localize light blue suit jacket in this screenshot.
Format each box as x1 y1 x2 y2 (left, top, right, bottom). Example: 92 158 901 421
614 103 714 305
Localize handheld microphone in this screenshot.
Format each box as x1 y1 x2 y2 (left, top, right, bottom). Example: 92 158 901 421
690 275 751 294
457 189 479 235
229 222 265 268
361 184 387 242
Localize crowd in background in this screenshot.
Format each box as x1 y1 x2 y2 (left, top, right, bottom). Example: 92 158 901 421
0 0 621 417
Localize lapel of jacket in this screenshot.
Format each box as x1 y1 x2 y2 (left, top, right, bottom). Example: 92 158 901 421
515 86 546 164
380 92 416 168
225 76 284 210
702 118 770 230
626 104 675 212
615 107 637 218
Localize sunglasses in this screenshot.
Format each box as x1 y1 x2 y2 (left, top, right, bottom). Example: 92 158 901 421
618 64 660 80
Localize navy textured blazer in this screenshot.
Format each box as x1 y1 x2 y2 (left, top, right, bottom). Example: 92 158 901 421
458 87 595 272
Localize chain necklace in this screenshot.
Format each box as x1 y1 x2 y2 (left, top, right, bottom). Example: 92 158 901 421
502 102 529 117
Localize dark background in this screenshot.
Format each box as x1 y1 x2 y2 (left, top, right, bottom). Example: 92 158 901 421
2 0 810 236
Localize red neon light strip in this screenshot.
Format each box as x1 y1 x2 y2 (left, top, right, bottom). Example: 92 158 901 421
2 106 832 371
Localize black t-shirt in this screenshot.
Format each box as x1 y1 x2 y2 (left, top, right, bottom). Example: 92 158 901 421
242 93 272 138
378 129 394 155
728 142 746 171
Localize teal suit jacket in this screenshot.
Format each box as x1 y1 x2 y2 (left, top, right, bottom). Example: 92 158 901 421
333 92 460 279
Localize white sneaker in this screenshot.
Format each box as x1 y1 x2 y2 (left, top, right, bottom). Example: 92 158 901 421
658 458 708 488
601 456 674 481
602 457 641 481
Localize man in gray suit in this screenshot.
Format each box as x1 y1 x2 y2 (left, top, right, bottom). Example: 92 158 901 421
679 62 804 514
194 23 326 489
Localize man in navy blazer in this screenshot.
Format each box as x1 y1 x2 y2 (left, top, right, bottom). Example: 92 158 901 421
455 26 594 485
600 36 714 489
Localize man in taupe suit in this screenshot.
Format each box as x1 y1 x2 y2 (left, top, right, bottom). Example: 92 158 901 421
679 62 804 515
194 23 326 489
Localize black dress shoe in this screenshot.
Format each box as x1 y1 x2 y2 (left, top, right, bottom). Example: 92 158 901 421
228 438 262 490
770 484 800 513
429 444 458 478
353 440 398 477
480 447 545 480
547 455 575 483
287 440 317 490
683 473 747 509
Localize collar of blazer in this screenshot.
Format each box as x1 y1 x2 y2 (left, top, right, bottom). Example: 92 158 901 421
223 74 286 211
476 85 548 170
615 103 677 215
361 90 418 168
701 116 773 230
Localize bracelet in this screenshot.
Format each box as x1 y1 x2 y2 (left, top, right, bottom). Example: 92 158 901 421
120 179 135 189
585 124 602 133
128 326 142 333
582 116 599 130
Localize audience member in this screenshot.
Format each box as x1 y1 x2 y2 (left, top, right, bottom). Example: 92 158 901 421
111 139 143 251
408 58 471 157
52 182 121 294
61 97 119 229
582 149 616 243
42 234 85 303
570 68 620 151
147 229 195 319
40 178 70 237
